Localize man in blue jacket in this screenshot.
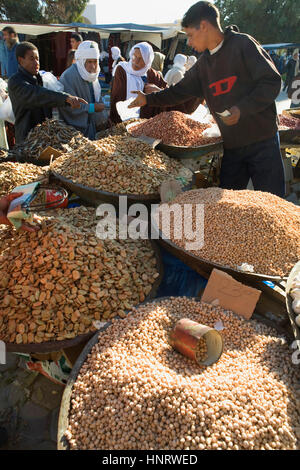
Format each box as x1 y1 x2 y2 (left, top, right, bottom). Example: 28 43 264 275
2 27 19 78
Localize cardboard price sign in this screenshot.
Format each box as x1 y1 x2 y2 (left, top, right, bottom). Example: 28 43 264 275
201 269 261 320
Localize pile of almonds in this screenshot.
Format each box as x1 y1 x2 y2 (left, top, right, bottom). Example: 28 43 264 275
65 297 300 450
51 137 192 195
0 162 49 197
157 188 300 277
0 207 159 344
130 111 222 147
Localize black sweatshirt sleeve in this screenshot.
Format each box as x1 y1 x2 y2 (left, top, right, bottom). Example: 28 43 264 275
146 65 204 107
235 36 282 117
8 76 69 109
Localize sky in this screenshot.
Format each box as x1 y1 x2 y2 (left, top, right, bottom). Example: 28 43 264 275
90 0 197 25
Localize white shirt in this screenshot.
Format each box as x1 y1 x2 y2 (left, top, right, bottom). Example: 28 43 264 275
209 40 224 55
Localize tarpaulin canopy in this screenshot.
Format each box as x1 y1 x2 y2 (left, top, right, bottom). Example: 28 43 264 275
263 43 300 50
0 21 183 47
0 22 71 36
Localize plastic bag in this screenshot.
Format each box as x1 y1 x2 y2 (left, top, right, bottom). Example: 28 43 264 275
0 78 7 101
0 96 15 124
116 97 140 121
40 71 64 93
202 123 221 138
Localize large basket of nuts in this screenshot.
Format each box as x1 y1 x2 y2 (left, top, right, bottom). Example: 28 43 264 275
0 207 163 353
153 187 300 282
50 135 193 207
58 296 299 450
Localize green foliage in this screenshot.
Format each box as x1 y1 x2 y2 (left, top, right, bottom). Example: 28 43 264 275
214 0 300 43
0 0 89 24
0 0 45 23
42 0 89 23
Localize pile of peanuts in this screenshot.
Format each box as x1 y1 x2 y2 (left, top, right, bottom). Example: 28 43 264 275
65 297 300 450
51 138 192 195
0 207 159 344
157 188 300 276
0 162 49 197
130 111 222 147
96 118 143 139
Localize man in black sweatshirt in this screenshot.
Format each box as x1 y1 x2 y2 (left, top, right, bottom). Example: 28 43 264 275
129 1 285 197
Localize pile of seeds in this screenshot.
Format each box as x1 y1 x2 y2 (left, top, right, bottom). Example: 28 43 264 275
65 297 300 450
13 119 87 160
96 118 143 139
130 111 222 146
279 114 300 130
0 206 159 344
51 138 192 195
157 188 300 276
0 162 49 197
195 337 208 362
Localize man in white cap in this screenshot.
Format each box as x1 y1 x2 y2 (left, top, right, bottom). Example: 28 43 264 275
59 40 108 139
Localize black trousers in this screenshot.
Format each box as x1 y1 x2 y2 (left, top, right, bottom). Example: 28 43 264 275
220 133 286 198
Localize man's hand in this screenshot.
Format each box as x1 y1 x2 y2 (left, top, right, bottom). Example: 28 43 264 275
94 103 106 112
66 96 88 109
128 91 147 108
0 193 39 232
221 106 241 126
144 84 162 94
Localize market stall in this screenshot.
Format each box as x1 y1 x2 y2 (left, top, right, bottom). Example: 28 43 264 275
0 104 299 450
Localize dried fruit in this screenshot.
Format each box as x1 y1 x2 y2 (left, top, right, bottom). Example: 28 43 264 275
0 207 160 344
13 118 87 160
51 136 192 195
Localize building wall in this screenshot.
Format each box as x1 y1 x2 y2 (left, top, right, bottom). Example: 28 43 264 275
82 4 97 24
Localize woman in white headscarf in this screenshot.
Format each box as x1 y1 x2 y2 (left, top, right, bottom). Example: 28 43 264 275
59 40 108 139
164 54 187 86
110 42 169 123
110 42 202 124
111 46 125 77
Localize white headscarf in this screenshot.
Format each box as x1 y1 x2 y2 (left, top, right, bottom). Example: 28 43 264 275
75 40 101 102
117 42 154 101
111 46 121 77
173 54 187 72
186 55 197 70
111 46 121 61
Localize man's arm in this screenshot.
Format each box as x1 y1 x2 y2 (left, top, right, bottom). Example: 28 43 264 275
129 65 203 109
9 76 69 109
234 37 282 117
8 76 86 110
